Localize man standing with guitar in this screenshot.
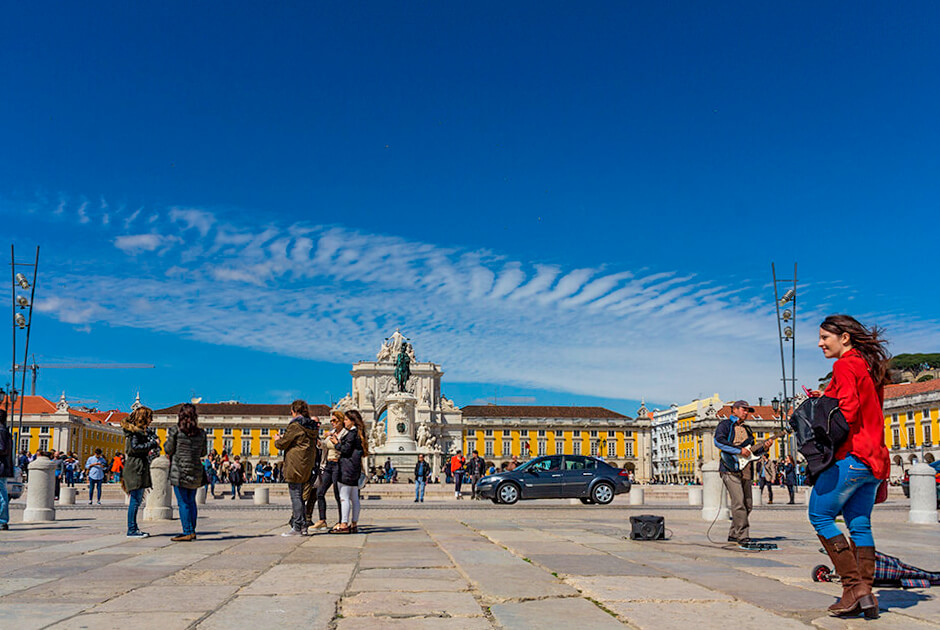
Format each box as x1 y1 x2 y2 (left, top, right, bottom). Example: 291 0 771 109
714 401 773 545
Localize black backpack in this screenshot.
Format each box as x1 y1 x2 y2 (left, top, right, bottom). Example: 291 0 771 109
788 396 850 485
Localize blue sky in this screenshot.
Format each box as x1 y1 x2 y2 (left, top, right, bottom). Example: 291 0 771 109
3 2 939 415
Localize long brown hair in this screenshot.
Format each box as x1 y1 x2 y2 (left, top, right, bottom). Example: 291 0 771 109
820 314 891 389
178 403 200 437
345 409 370 456
130 406 153 429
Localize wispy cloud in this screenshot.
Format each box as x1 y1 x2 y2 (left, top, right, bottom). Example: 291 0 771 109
11 195 940 405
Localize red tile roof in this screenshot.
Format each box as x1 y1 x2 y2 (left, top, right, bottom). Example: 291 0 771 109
885 379 940 400
461 405 628 419
1 395 58 414
153 403 333 417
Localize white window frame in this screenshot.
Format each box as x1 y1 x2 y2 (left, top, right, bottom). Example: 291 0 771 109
607 440 617 458
39 437 49 452
554 440 564 454
924 423 932 445
555 430 564 438
484 429 493 437
892 427 900 446
259 440 270 456
485 441 494 457
572 441 581 455
625 442 634 457
241 439 252 456
223 427 233 436
907 425 915 447
501 440 511 456
537 440 547 456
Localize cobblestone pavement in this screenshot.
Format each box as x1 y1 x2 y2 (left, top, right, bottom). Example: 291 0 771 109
1 503 937 629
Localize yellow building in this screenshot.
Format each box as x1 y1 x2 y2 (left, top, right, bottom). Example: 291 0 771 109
5 395 125 461
459 405 651 480
883 380 940 478
152 402 332 463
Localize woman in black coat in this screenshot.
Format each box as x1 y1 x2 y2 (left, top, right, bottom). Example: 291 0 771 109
166 403 207 542
330 409 369 533
121 407 159 538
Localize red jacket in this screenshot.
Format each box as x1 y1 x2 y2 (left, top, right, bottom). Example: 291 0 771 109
824 348 890 480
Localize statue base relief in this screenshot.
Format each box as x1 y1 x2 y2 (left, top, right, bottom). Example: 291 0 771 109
370 391 442 475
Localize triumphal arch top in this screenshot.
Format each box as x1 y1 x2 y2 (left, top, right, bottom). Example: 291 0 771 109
334 330 462 469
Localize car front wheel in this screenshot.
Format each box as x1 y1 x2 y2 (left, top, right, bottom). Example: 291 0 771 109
591 482 614 505
497 482 520 505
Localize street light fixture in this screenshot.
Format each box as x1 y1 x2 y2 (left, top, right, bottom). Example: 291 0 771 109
15 273 30 290
14 313 26 329
771 397 780 413
772 263 798 459
16 295 29 308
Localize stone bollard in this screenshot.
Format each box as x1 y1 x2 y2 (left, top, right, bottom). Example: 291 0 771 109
908 463 939 525
59 487 77 505
143 456 173 521
701 460 730 521
253 486 269 505
804 486 812 505
629 487 644 505
23 456 56 522
196 486 207 505
751 485 763 507
688 486 703 506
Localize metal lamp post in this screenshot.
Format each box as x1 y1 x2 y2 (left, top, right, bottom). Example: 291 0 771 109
771 263 797 459
10 246 39 451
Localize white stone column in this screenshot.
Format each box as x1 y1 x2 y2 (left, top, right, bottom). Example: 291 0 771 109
195 485 207 505
629 487 644 505
59 487 77 505
751 484 762 507
253 486 269 505
143 456 172 521
701 460 729 521
909 463 939 525
23 456 56 522
688 486 703 506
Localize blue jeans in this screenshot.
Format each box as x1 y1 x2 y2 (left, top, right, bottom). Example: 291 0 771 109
127 488 145 534
454 471 464 494
173 486 198 535
808 455 881 547
415 479 426 501
0 478 9 525
89 478 103 502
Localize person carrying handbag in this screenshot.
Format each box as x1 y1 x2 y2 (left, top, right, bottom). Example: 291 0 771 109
807 315 891 619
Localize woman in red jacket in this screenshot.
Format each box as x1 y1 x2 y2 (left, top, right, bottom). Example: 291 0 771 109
809 315 890 619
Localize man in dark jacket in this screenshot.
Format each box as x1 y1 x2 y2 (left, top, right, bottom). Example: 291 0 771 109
275 412 319 536
713 401 771 544
467 450 486 499
0 409 14 530
414 453 431 503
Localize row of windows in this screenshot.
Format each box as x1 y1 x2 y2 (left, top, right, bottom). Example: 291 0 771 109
221 428 272 436
478 429 633 438
471 439 634 458
890 409 937 424
891 424 933 447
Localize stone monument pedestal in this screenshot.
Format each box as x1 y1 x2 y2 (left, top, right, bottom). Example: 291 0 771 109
372 392 443 473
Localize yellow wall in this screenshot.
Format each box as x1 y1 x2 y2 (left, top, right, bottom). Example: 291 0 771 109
464 428 636 460
885 407 938 450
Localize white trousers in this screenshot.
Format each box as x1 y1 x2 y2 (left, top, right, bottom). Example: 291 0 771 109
338 482 360 524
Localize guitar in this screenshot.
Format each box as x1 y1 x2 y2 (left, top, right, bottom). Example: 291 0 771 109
734 430 790 470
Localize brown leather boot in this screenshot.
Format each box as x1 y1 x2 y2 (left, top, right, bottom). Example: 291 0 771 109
817 534 877 618
855 545 880 618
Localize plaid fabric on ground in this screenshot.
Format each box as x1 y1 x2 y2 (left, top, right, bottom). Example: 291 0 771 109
875 551 940 588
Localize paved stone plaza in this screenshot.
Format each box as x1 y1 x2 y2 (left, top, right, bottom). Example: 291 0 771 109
1 502 937 630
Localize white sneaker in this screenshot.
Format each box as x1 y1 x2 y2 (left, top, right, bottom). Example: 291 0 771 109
281 529 302 537
126 531 150 539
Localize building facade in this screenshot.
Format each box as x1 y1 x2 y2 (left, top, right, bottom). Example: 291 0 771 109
651 404 678 482
4 394 125 461
151 402 332 464
460 404 652 481
883 379 940 479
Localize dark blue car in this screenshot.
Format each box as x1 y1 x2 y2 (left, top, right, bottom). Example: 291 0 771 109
475 454 632 505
